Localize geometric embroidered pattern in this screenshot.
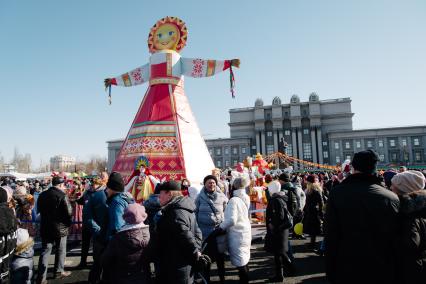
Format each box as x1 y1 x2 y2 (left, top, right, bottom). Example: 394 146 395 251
121 137 179 156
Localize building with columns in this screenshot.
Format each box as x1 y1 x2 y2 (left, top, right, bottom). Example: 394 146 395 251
107 93 426 171
223 93 354 168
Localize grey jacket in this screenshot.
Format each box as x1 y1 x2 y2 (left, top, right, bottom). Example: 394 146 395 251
195 187 228 239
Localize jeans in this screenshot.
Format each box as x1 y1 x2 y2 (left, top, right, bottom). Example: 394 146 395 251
37 236 67 282
89 239 105 284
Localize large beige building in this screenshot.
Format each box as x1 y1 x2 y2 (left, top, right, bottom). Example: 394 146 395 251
107 93 426 170
50 155 76 172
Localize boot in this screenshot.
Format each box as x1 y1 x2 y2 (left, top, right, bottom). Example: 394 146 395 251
269 254 284 282
282 254 296 277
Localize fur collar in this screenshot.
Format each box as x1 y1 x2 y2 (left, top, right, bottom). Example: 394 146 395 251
15 238 34 255
400 190 426 216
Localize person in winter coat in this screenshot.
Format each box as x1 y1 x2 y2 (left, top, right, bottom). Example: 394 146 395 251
105 172 135 241
102 203 150 283
0 187 18 284
155 181 209 284
195 175 228 283
13 186 35 236
325 150 400 284
303 174 324 250
391 170 426 284
36 176 73 283
84 179 108 284
265 181 295 282
10 228 34 284
217 177 251 284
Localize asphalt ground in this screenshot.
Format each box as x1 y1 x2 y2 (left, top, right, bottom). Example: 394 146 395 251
33 226 328 283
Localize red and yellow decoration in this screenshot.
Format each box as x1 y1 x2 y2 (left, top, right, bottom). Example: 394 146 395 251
148 16 188 53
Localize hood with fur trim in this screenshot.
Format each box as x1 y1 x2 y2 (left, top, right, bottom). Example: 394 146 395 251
399 190 426 217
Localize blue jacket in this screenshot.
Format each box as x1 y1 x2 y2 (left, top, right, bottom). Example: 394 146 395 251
106 192 134 240
83 188 108 241
10 246 34 284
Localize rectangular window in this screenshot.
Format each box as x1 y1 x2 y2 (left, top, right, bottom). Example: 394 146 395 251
241 147 246 154
303 143 312 160
346 155 352 160
216 148 221 155
225 160 230 167
415 152 422 162
402 139 407 146
233 160 238 166
266 144 274 154
336 156 341 163
414 138 420 146
287 144 293 156
224 147 229 155
323 151 328 158
322 141 328 146
266 131 273 137
216 160 222 168
379 154 385 161
303 129 310 135
233 148 238 155
284 130 291 136
208 148 213 155
391 153 398 162
345 142 351 149
378 140 384 147
356 141 361 148
390 139 396 147
367 140 373 148
335 142 339 149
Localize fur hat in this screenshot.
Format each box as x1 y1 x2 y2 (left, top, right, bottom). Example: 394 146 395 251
123 203 148 224
107 172 125 192
14 186 27 196
203 175 218 185
351 150 379 174
391 170 425 194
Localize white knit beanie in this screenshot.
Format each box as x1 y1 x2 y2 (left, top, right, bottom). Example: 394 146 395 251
268 180 281 196
391 170 425 194
16 228 30 246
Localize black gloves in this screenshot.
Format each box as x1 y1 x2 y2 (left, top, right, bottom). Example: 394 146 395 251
195 253 211 271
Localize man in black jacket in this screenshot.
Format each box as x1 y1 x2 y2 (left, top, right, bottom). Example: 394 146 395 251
155 181 209 284
325 150 400 284
36 176 72 284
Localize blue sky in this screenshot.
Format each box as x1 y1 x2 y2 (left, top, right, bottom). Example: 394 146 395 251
1 0 425 168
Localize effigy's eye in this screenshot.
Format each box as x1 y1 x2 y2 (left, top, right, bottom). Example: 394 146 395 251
158 33 162 38
168 31 174 36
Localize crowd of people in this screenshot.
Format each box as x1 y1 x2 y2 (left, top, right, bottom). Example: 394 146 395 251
0 149 425 283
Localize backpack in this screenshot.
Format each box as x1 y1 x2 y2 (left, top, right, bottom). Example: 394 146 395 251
275 196 293 230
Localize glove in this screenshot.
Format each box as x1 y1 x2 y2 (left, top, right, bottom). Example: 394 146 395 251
195 254 211 271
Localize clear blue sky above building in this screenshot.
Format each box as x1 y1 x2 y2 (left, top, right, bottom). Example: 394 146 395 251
1 0 425 168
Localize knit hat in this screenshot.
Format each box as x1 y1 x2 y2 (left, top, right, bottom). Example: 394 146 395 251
158 180 181 192
0 187 8 203
15 186 27 196
15 228 34 255
203 175 218 185
391 170 426 194
306 174 318 184
16 228 30 246
123 203 148 224
268 180 281 196
107 172 125 192
351 150 379 174
52 176 65 186
383 170 398 188
279 173 290 182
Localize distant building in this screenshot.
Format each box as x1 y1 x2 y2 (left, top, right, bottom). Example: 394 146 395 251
107 93 426 170
50 155 76 172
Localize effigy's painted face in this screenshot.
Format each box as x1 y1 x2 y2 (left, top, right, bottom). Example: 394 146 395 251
154 23 180 51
